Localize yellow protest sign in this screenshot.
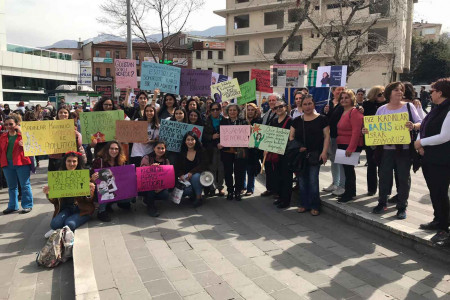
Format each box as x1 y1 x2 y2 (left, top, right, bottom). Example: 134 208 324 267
364 113 411 146
21 119 77 156
211 78 242 102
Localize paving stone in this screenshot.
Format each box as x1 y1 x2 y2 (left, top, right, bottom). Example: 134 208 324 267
193 271 223 287
182 260 211 273
184 291 213 300
144 278 175 297
172 278 204 296
137 267 166 282
233 283 274 300
164 267 192 282
98 288 121 300
253 275 286 293
239 264 266 279
152 292 182 300
132 255 159 270
270 288 303 300
205 282 243 300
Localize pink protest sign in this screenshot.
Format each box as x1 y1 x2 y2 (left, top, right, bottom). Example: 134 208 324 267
220 125 251 147
136 165 175 192
115 59 138 89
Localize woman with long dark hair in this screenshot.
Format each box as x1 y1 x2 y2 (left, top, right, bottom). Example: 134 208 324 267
188 109 204 126
158 94 178 120
91 96 118 157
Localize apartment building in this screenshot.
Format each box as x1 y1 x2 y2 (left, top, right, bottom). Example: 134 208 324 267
214 0 417 88
413 21 442 42
192 41 226 74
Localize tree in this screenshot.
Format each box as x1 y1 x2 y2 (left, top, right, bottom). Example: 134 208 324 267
98 0 204 63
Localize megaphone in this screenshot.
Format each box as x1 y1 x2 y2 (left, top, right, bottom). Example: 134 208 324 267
199 171 214 187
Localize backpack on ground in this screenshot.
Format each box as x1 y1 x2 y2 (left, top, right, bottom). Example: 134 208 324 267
36 226 75 268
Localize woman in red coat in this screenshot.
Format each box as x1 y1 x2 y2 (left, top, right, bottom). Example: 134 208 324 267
0 115 33 214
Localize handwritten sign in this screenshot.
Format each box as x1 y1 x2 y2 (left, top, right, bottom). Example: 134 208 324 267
95 165 137 204
211 78 242 102
159 119 204 152
364 113 411 146
237 79 256 105
271 64 307 88
140 62 181 94
48 170 91 198
136 165 175 192
80 110 124 144
116 120 148 143
115 59 137 88
21 119 77 156
180 69 212 96
220 125 250 147
248 124 290 155
316 65 347 87
251 69 273 93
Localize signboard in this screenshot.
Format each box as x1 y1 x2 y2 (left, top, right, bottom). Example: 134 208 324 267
364 113 411 146
95 165 137 204
21 119 77 156
144 56 159 63
270 64 307 88
80 60 92 68
179 69 212 96
80 110 124 144
220 125 251 147
95 85 113 98
136 165 175 192
115 120 148 143
94 76 113 82
316 65 347 87
48 170 91 198
173 58 189 67
93 57 113 63
211 78 242 102
203 41 225 49
248 123 290 155
140 62 181 94
251 69 273 93
115 59 138 89
79 67 92 86
237 79 256 105
159 119 204 152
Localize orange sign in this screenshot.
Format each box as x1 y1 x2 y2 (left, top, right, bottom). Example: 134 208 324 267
203 41 225 49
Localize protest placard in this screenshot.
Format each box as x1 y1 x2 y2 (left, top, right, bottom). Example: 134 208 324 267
140 62 181 94
115 120 148 143
270 64 307 88
48 170 91 198
248 123 290 155
237 79 256 105
251 69 273 93
220 125 251 147
21 119 77 156
211 72 230 85
316 65 348 87
115 59 137 89
180 69 212 96
364 113 411 146
211 78 242 102
95 165 137 204
159 119 204 152
80 110 124 144
136 165 175 192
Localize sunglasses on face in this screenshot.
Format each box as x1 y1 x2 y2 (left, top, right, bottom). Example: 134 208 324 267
377 93 384 97
274 105 286 110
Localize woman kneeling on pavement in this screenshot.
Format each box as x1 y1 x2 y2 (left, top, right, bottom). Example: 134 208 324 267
43 152 95 235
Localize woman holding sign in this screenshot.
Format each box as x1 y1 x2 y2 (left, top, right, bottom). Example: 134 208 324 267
43 152 95 233
91 96 119 158
130 104 160 166
0 115 34 214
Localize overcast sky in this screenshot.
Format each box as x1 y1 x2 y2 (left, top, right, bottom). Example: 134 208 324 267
4 0 449 48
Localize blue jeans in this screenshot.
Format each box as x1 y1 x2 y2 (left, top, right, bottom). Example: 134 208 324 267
329 138 345 188
98 199 132 213
144 189 170 206
2 160 33 210
183 173 203 197
298 164 321 210
244 162 256 193
50 206 91 231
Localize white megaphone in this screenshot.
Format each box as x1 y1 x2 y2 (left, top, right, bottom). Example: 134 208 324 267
199 171 214 187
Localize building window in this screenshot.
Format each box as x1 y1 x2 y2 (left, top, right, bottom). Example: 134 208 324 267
180 37 185 45
368 28 388 52
196 51 201 59
369 0 390 17
311 62 320 70
115 51 120 59
233 71 249 84
326 61 336 66
218 68 224 74
234 15 249 29
327 1 361 9
264 11 284 29
235 40 249 56
208 68 213 71
288 36 302 52
106 68 111 77
106 51 111 58
315 5 320 10
218 51 223 60
196 68 202 70
264 37 283 54
288 9 301 23
235 0 249 3
137 69 140 76
95 68 100 76
135 52 140 60
95 50 100 57
208 51 213 59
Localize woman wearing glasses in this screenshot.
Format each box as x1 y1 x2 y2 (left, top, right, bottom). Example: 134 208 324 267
91 96 119 158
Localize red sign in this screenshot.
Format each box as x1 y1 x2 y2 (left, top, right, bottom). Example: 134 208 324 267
95 85 113 98
203 41 225 49
251 69 273 93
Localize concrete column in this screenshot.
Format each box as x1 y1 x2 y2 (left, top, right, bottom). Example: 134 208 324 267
0 0 6 51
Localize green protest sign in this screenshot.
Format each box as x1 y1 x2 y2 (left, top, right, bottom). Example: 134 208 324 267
80 110 124 144
48 170 91 198
237 79 256 105
248 123 290 155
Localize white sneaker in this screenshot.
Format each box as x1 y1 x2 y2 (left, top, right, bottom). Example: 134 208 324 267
322 184 337 192
44 229 54 239
332 187 346 196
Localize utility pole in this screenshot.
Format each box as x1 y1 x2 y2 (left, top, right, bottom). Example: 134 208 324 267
126 0 133 102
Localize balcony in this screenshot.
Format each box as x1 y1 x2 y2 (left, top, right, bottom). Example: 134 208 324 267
6 44 72 61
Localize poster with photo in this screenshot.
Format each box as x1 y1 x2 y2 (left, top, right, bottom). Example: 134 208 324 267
270 64 307 88
316 65 348 87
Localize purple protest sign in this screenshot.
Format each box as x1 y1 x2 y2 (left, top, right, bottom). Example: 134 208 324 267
136 165 175 192
95 165 137 204
179 69 212 96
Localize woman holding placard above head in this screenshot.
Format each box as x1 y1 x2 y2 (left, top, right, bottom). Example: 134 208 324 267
175 131 207 208
362 82 421 219
290 97 330 216
0 115 34 215
218 104 249 201
140 141 171 217
48 106 83 171
124 88 160 120
90 141 129 222
243 103 262 197
43 152 95 236
129 104 160 166
335 90 364 203
188 109 204 126
158 93 178 120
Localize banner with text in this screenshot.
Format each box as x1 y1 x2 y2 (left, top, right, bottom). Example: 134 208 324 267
80 110 124 144
211 78 242 102
251 69 273 93
179 69 212 96
316 65 347 87
140 62 181 94
48 170 91 198
364 113 411 146
270 64 307 88
248 123 290 155
159 119 204 152
220 125 251 147
115 59 138 89
116 120 148 143
95 165 137 204
237 79 257 105
136 165 175 192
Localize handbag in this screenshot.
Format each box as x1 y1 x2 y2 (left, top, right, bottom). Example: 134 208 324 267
406 103 421 173
170 181 185 204
302 116 321 166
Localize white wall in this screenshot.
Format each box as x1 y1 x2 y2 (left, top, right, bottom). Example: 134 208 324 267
0 0 6 51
